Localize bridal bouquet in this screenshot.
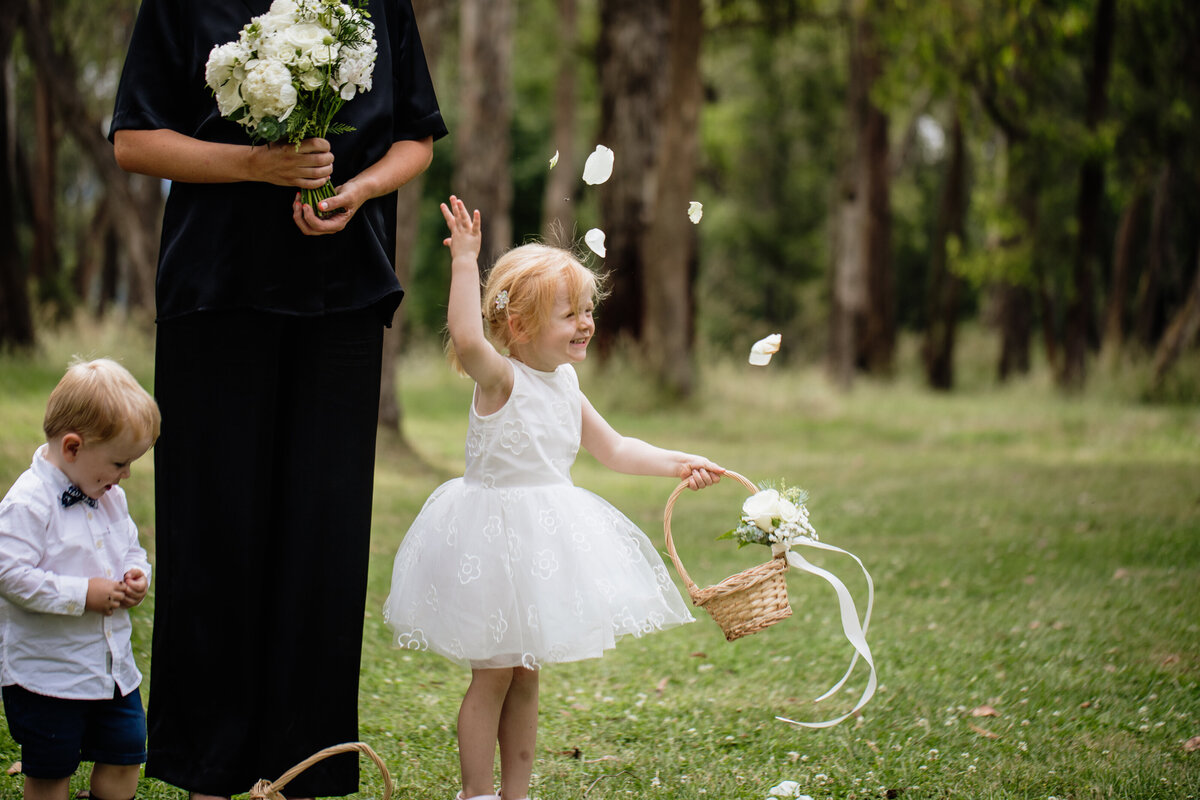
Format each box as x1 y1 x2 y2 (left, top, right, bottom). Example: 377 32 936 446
204 0 377 216
721 482 817 550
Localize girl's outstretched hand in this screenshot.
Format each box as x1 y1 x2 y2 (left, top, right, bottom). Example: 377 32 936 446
440 195 482 261
680 458 724 490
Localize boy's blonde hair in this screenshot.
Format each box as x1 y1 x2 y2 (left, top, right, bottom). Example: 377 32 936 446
452 243 607 372
43 358 161 445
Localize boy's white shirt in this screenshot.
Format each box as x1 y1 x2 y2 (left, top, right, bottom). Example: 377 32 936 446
0 444 151 699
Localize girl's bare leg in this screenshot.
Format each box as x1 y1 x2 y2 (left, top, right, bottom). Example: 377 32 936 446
497 667 539 800
457 668 512 798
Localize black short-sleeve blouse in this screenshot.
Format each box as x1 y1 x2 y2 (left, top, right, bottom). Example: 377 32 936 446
110 0 448 322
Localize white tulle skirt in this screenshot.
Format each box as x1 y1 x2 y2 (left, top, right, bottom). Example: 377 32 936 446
383 479 694 669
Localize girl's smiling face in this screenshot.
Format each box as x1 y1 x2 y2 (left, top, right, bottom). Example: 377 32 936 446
57 428 152 499
514 280 595 372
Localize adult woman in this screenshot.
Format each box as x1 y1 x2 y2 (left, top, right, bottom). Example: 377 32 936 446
109 1 446 796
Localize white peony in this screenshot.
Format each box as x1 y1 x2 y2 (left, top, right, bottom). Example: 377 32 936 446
205 42 250 116
241 58 298 122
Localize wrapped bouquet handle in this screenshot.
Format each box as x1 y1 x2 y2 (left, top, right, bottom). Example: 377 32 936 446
248 742 393 800
663 470 877 728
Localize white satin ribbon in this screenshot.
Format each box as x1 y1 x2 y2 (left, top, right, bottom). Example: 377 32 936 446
770 539 876 729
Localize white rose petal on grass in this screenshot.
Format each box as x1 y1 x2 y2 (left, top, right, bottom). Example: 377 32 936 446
584 228 607 258
549 150 560 169
688 201 704 224
749 333 782 365
582 144 615 185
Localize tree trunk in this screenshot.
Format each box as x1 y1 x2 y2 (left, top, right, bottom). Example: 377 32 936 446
639 0 701 398
996 284 1032 380
1133 163 1172 347
1059 0 1115 389
380 0 445 435
16 0 159 314
859 6 894 375
830 0 892 384
595 0 669 354
541 0 578 244
1100 184 1145 363
1152 247 1200 387
31 40 65 313
454 0 514 266
921 112 967 390
0 9 34 349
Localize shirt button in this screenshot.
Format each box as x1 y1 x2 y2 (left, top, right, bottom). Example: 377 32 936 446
105 568 113 577
96 540 104 549
87 512 93 520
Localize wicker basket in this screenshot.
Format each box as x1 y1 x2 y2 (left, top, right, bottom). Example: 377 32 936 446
248 741 393 800
663 470 792 641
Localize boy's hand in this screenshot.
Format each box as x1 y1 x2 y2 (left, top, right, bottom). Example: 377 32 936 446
120 569 148 608
440 195 482 261
85 578 127 616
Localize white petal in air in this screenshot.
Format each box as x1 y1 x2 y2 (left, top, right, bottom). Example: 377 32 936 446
688 201 703 224
549 150 559 170
584 228 607 258
749 333 782 366
582 145 615 185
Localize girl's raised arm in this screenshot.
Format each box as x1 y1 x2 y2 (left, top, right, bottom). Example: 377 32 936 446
441 196 513 409
580 393 723 490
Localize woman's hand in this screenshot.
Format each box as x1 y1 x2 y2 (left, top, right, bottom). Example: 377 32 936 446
292 177 369 236
252 137 334 188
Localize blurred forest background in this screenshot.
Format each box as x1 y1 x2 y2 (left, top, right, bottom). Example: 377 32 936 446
2 0 1199 411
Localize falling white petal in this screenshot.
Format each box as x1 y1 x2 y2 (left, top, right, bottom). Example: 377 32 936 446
767 781 806 798
584 228 607 258
549 150 559 170
749 333 782 366
688 201 703 224
582 145 615 185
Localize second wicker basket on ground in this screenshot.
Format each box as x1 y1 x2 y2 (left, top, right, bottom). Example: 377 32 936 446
662 470 792 641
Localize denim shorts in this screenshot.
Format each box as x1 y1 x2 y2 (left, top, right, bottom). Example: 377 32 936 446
2 684 147 779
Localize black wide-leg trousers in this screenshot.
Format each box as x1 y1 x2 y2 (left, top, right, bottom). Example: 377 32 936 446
146 309 384 797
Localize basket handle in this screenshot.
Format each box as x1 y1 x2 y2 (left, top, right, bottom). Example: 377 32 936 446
663 469 758 602
248 741 393 800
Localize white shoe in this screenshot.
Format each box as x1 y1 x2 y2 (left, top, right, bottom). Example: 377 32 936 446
456 793 501 800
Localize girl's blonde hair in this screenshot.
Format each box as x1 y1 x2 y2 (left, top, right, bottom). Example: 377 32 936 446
43 358 162 445
451 243 607 372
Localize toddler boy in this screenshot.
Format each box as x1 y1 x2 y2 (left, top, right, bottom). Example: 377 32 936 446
0 359 160 800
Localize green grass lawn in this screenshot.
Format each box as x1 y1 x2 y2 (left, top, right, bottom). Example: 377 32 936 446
1 321 1198 799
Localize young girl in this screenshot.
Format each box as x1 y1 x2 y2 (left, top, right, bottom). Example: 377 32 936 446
384 196 724 800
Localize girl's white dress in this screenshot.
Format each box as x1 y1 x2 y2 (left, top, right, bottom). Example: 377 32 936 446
384 358 694 669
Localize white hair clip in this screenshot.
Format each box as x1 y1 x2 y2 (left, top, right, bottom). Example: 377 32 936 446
494 290 509 311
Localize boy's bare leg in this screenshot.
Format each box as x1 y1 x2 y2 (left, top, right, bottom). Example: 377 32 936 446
87 764 138 800
23 776 70 800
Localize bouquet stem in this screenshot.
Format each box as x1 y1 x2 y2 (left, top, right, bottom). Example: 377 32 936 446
301 179 341 219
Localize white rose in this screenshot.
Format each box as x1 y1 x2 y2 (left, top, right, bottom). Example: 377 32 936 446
259 0 300 32
256 30 297 64
743 489 786 532
241 58 297 121
284 22 335 60
298 68 326 91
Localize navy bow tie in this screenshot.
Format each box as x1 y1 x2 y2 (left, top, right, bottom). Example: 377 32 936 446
61 485 97 509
